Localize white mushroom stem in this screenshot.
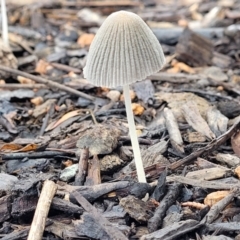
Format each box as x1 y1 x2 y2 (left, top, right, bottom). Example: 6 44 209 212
123 84 146 183
1 0 9 46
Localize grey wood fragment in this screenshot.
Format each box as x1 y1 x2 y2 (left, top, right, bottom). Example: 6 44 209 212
148 183 182 232
0 195 11 223
141 219 200 240
215 153 240 167
207 106 228 137
115 140 169 178
120 195 153 223
186 167 232 181
164 107 184 153
167 175 240 189
0 173 18 195
203 235 234 240
207 222 240 232
182 101 215 140
162 212 183 228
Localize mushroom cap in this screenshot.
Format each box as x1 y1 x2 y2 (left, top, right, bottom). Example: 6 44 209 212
83 11 165 87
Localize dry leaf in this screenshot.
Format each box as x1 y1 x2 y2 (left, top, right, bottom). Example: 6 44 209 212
62 159 74 168
35 59 52 74
136 129 142 136
0 143 23 152
17 76 35 84
106 90 120 102
108 192 117 198
120 90 136 101
231 130 240 157
45 110 83 131
77 33 95 48
234 166 240 179
204 191 230 207
31 96 44 106
167 59 195 74
13 143 39 152
33 99 56 118
132 103 144 116
178 19 188 27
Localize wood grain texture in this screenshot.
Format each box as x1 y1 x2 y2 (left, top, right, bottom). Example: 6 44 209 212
84 11 165 87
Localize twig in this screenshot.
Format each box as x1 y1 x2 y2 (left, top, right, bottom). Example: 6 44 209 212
39 103 54 136
62 0 141 7
0 65 95 101
49 62 81 73
148 183 182 233
27 180 57 240
1 150 73 160
149 72 201 83
170 120 240 170
0 83 47 89
74 148 89 186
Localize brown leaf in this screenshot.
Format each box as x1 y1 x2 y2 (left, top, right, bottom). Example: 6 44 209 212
204 191 231 207
132 103 144 116
35 59 52 74
231 130 240 157
0 143 23 152
31 96 44 106
77 33 95 48
234 166 240 179
17 76 35 84
13 143 40 152
45 110 83 131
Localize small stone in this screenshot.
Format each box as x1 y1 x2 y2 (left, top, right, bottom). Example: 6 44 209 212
60 164 78 182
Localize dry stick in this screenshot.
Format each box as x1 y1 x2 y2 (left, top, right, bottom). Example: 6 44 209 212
167 175 240 190
170 120 240 170
0 65 95 101
85 154 101 185
72 191 128 240
148 183 182 233
74 148 89 186
0 83 47 89
49 62 81 73
27 180 57 240
39 103 54 136
1 150 73 160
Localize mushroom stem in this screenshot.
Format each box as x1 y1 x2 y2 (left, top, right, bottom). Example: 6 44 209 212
1 0 9 46
123 84 146 183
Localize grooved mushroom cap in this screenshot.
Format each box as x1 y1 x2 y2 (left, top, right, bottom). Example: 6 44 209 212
83 10 165 87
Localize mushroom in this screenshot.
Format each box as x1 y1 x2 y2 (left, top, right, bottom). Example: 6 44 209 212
84 11 165 182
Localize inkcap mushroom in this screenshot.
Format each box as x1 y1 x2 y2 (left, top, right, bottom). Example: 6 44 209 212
84 11 165 182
